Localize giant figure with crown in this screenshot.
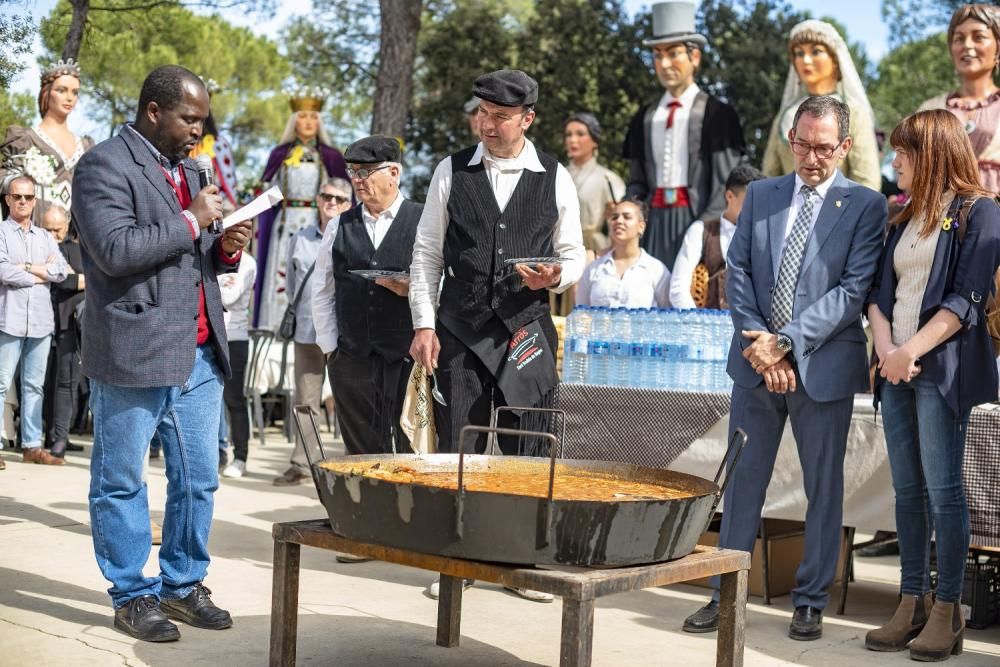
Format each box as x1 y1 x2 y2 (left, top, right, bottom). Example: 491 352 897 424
253 87 348 329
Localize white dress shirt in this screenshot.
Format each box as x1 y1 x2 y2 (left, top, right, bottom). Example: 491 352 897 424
409 139 585 330
310 193 406 354
669 216 737 309
784 171 839 241
575 249 671 309
650 84 699 188
219 253 256 342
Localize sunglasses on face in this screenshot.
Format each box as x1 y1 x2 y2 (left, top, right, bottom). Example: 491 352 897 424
7 194 35 202
319 193 350 204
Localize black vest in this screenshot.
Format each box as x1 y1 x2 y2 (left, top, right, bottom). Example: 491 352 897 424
332 199 422 360
438 144 559 334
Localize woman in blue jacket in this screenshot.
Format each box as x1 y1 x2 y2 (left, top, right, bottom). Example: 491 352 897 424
864 109 1000 661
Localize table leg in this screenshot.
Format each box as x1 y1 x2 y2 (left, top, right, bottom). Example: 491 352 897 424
716 568 747 667
559 597 594 667
269 540 301 667
436 574 463 648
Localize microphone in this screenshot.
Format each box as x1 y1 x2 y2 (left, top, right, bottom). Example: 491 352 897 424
195 154 223 234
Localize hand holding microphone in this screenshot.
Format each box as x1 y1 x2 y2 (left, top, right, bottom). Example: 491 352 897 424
190 155 223 233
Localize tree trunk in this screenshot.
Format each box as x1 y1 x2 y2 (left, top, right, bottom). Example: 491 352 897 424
371 0 423 141
61 0 90 61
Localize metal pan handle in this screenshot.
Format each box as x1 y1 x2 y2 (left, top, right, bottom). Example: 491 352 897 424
292 405 328 498
708 427 748 518
455 424 561 543
488 406 566 456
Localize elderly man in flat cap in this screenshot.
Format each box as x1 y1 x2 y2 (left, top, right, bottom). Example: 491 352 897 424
409 69 585 602
623 0 745 268
311 135 423 459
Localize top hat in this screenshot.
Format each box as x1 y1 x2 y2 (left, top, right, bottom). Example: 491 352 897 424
643 1 707 48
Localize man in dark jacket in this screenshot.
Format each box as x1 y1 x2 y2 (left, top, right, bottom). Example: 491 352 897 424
73 65 251 643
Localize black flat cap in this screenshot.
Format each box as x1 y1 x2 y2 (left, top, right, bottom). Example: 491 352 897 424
344 135 401 164
473 69 538 108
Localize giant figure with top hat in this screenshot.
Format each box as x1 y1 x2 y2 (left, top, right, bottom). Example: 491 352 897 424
253 87 349 330
623 0 746 268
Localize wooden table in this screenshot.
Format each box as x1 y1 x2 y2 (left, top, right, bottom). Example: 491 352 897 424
270 519 751 667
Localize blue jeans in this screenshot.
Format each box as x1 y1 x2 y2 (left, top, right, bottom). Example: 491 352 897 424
880 375 971 602
88 345 224 608
0 331 51 449
218 397 229 450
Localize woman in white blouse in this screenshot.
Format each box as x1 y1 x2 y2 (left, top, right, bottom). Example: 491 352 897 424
575 199 671 308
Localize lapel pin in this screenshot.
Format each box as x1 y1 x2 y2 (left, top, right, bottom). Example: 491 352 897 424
835 200 842 208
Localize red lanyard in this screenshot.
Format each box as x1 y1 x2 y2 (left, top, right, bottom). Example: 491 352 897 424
158 165 188 206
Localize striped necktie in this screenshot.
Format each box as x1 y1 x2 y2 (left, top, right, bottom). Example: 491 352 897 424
771 184 817 331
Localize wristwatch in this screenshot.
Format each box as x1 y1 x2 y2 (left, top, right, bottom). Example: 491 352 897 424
776 334 792 353
24 262 31 273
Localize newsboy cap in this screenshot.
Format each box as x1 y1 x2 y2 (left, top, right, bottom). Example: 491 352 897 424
344 135 401 164
473 69 538 108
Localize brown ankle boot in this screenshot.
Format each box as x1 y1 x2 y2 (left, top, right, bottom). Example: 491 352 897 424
909 599 964 662
865 593 931 651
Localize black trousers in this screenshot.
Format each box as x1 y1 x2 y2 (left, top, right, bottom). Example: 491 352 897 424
434 319 558 456
47 327 82 444
223 340 250 461
329 349 411 455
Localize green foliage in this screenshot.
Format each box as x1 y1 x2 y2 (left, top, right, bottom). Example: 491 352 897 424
408 0 519 179
695 0 810 166
0 0 34 90
868 32 956 131
38 0 290 179
881 0 966 48
0 88 34 133
515 0 657 179
281 0 380 145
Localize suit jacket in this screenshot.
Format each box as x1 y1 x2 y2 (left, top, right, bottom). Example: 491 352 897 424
869 196 1000 414
51 238 85 334
71 128 236 387
623 91 745 221
726 172 887 402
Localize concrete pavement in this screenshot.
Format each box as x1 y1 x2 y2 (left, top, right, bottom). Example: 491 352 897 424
1 430 998 666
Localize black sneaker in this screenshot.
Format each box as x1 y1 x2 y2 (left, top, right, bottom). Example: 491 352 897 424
160 583 232 630
682 600 720 633
113 595 180 642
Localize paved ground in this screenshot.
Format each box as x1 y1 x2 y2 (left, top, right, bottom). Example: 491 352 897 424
1 429 998 667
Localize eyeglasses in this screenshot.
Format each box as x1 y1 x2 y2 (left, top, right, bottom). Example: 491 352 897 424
319 193 350 204
789 140 840 160
346 164 390 180
7 193 35 202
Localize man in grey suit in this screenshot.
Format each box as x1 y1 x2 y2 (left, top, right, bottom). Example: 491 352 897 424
72 65 252 643
682 96 886 641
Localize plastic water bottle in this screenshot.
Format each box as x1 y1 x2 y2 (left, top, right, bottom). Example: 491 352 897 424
654 308 681 390
562 307 592 384
714 310 735 392
587 307 612 385
608 308 633 386
630 309 652 388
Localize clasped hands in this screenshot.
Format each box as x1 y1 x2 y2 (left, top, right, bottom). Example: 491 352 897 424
875 343 921 385
741 330 796 394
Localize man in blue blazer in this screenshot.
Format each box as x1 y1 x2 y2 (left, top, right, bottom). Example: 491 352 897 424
73 66 252 643
682 96 886 640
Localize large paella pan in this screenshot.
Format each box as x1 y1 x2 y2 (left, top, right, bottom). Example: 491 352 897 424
294 406 746 567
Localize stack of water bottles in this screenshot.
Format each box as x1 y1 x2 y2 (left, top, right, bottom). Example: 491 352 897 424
562 306 735 393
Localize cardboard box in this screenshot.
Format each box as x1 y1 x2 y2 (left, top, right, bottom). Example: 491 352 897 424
688 519 845 599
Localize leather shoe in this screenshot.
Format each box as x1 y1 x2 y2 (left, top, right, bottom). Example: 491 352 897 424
789 605 823 641
23 447 65 465
114 595 180 642
682 600 720 633
160 583 232 629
